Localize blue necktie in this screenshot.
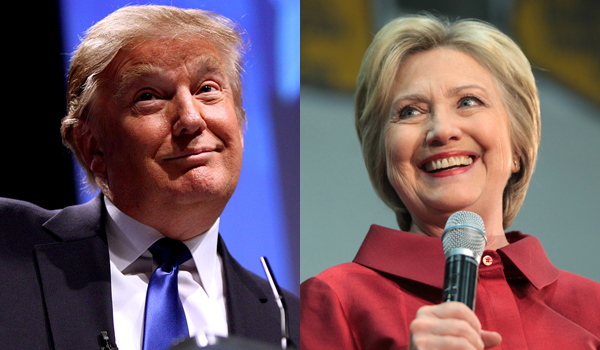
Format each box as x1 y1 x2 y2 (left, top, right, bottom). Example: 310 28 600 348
143 238 192 350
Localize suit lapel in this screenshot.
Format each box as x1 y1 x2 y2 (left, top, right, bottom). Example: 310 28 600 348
35 195 116 349
218 236 281 342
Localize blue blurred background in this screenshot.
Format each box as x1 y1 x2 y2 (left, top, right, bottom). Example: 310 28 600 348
0 0 299 294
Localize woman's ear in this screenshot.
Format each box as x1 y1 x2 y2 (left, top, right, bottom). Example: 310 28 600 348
74 124 106 176
511 156 521 174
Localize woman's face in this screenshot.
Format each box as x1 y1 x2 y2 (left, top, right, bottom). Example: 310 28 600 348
385 48 516 233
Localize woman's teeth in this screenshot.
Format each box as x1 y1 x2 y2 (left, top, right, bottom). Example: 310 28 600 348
424 156 473 173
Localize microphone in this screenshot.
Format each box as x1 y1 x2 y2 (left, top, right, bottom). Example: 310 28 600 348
441 211 487 310
260 256 294 350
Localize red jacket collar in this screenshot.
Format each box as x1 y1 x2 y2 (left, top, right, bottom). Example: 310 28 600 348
499 231 560 290
353 224 559 291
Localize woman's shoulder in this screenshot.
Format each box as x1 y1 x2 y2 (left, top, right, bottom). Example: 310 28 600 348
301 263 389 349
301 263 424 348
553 269 600 296
302 262 393 293
307 261 377 281
302 261 420 307
546 270 600 336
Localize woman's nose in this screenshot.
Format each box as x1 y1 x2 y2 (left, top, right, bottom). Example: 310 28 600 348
425 109 462 145
172 91 207 137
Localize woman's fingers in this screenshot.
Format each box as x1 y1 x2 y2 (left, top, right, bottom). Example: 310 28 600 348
411 318 484 349
481 330 502 349
409 302 502 350
420 302 482 332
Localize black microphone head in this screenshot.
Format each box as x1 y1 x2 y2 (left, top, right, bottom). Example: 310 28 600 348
442 211 487 262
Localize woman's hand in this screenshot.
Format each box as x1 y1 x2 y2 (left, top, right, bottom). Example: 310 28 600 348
409 302 502 350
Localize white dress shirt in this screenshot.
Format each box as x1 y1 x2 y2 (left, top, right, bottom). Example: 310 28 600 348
104 199 228 350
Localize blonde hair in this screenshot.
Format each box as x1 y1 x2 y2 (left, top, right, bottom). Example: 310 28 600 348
61 5 246 189
355 14 541 230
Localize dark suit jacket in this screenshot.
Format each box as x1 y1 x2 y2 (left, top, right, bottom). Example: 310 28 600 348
0 195 299 349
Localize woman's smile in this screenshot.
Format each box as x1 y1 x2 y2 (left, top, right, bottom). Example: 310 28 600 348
418 151 479 177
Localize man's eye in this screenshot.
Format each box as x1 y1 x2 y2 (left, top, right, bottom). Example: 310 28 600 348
137 92 155 101
200 85 216 93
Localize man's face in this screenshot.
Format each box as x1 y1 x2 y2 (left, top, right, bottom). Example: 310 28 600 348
88 36 243 222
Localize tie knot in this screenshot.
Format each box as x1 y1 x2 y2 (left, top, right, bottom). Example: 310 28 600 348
149 238 192 271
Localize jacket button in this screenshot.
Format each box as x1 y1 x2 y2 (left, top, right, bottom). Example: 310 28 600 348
482 255 493 266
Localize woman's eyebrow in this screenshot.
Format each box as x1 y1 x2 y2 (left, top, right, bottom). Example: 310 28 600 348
447 84 488 95
390 84 491 109
391 93 428 106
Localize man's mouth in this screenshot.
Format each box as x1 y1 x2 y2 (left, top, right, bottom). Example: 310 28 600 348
423 155 474 173
165 147 219 161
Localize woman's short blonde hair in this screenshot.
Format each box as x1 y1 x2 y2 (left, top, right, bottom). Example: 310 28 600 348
355 14 541 231
60 5 246 189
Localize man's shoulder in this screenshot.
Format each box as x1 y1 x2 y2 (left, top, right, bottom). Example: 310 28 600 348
0 197 57 214
221 244 299 304
0 195 104 243
218 235 299 345
0 197 58 230
236 261 299 303
241 264 300 337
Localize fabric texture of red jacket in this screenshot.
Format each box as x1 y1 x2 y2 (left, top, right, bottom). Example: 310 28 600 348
301 224 600 349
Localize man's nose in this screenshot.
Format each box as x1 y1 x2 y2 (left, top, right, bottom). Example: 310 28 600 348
172 91 207 137
425 108 463 145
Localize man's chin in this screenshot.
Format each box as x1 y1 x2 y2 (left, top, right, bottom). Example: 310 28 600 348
165 177 238 204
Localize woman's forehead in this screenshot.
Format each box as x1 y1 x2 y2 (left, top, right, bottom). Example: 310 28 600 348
391 48 497 99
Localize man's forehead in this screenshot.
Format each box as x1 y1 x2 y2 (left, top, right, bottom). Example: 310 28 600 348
108 37 226 85
120 55 224 80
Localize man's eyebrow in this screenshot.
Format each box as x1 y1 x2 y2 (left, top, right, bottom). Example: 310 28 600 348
188 55 226 78
114 63 165 97
114 55 226 97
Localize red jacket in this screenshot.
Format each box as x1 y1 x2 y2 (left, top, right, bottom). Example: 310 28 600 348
301 224 600 349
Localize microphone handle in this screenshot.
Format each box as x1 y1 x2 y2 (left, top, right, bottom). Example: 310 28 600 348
442 254 479 310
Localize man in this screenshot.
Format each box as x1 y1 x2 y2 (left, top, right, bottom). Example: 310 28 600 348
0 5 299 350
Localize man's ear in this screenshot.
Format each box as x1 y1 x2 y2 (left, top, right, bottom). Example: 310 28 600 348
74 124 106 176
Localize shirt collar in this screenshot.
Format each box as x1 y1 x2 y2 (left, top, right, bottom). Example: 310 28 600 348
353 224 559 290
104 198 220 293
498 231 559 290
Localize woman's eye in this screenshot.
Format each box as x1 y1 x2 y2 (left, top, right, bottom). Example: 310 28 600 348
405 108 418 116
459 96 482 108
397 106 422 119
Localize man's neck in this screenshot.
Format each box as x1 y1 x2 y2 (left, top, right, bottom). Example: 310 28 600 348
105 193 223 241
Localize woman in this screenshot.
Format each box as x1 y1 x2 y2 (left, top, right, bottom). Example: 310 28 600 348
300 15 600 349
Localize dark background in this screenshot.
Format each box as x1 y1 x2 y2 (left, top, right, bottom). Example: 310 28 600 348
2 2 76 209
